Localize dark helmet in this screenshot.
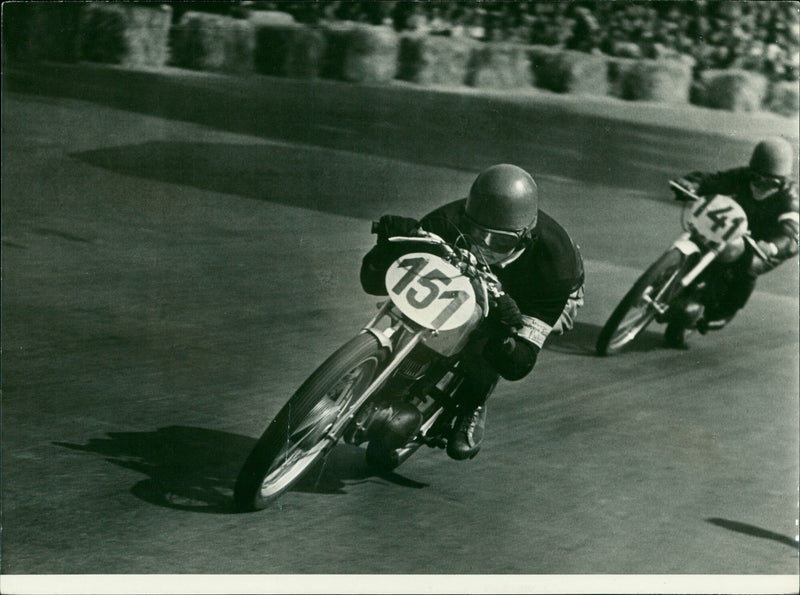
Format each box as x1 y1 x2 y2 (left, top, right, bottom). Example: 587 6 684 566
465 164 539 233
749 138 794 179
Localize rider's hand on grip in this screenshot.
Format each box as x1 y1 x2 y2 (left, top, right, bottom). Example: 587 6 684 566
374 215 419 244
489 293 523 331
749 240 779 275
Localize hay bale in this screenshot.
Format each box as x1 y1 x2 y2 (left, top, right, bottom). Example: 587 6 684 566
765 81 800 118
529 47 608 95
284 27 327 78
171 12 255 73
79 4 172 68
248 11 296 26
254 24 301 76
253 24 325 78
397 33 477 86
121 4 172 67
319 21 355 80
4 2 83 62
467 42 533 89
612 58 692 103
695 69 769 112
342 24 399 83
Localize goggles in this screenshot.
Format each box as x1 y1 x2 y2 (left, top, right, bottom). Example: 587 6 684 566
750 171 784 191
463 215 527 255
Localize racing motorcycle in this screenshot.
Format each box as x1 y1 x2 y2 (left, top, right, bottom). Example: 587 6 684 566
595 181 768 356
234 226 503 511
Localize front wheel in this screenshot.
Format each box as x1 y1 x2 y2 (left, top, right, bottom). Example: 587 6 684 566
234 333 386 511
596 248 687 356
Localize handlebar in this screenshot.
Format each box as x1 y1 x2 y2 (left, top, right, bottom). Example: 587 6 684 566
371 222 504 298
669 180 700 201
668 181 770 263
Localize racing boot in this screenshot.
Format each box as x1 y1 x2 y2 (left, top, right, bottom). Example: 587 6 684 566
447 404 487 460
664 302 703 350
696 316 731 335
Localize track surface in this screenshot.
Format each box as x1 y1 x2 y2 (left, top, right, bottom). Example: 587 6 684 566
2 84 798 577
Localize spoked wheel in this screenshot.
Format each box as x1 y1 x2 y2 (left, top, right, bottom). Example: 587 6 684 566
596 248 688 356
234 333 386 511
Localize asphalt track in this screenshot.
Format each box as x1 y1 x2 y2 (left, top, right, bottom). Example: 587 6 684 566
2 76 799 582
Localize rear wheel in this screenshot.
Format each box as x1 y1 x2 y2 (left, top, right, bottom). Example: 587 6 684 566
596 248 687 356
234 333 386 511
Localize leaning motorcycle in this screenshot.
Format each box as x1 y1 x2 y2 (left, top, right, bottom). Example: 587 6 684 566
234 226 503 511
595 181 768 356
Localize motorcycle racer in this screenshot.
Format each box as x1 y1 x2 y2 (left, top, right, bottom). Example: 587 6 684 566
665 137 799 349
360 164 585 460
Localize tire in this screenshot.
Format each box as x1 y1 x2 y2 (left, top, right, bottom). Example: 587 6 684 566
596 248 687 356
234 333 386 511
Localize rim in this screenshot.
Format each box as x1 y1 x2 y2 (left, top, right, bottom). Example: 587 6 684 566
257 355 380 500
606 260 683 353
606 286 658 352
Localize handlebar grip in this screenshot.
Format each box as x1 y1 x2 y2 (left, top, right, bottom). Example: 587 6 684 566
669 180 699 202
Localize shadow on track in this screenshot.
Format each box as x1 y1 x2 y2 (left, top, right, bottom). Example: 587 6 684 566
54 426 426 514
706 518 799 550
543 321 668 356
73 141 408 221
543 322 600 356
8 66 741 197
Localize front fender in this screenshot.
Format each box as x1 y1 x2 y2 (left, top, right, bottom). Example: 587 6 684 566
671 233 700 257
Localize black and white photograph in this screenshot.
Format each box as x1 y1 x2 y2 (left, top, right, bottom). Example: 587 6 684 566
2 1 799 593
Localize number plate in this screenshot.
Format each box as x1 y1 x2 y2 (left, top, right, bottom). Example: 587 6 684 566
385 253 477 331
688 194 749 246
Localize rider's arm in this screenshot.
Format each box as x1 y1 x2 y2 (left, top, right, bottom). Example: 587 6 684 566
677 168 742 197
763 186 800 263
360 246 392 295
360 215 421 295
483 334 539 381
482 292 570 381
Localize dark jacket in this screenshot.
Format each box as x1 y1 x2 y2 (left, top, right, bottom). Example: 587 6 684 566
683 167 799 262
360 200 584 381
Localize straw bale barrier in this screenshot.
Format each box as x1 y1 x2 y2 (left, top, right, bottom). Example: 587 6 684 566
529 47 608 95
248 11 296 27
696 69 769 112
467 43 533 89
284 27 327 78
254 24 325 78
397 34 477 86
79 4 171 68
171 12 255 73
318 21 355 80
342 24 400 83
610 58 692 103
2 2 83 63
4 1 795 120
765 81 800 118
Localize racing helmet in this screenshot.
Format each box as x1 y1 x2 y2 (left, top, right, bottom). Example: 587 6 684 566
749 138 794 182
463 164 538 262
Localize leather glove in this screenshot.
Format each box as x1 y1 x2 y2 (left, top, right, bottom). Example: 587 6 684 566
748 240 779 276
374 215 419 244
489 293 523 331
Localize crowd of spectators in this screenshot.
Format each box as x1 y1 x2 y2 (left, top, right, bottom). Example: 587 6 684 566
167 0 800 81
174 2 800 81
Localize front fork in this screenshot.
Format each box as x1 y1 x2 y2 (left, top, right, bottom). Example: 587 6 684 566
646 234 714 319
